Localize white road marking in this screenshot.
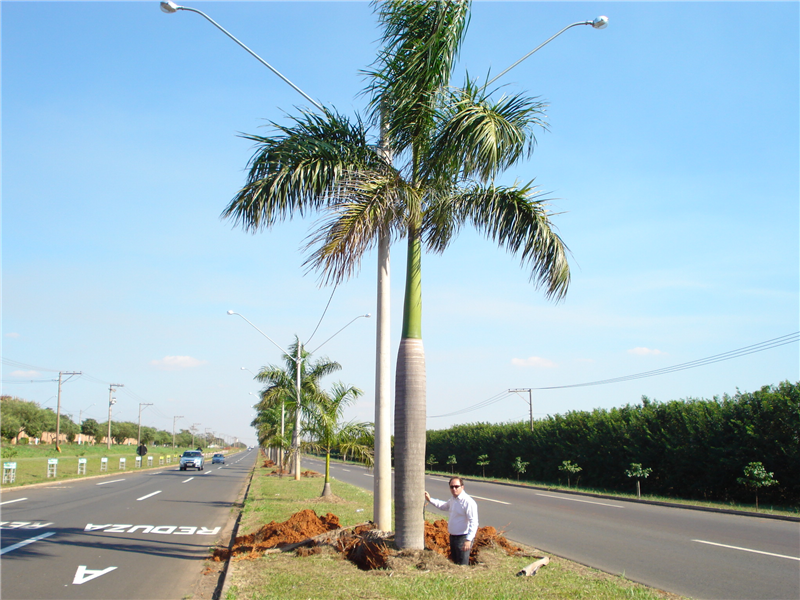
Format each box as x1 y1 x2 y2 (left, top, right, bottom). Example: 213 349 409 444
0 531 56 555
73 565 117 584
136 491 162 501
204 471 213 475
536 493 623 508
182 477 194 483
363 473 374 477
692 539 800 561
342 469 351 472
0 498 27 506
470 495 511 505
96 479 126 486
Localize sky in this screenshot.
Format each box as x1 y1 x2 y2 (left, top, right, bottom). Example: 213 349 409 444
2 1 798 447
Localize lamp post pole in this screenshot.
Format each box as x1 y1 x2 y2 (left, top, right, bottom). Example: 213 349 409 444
228 310 369 480
107 384 123 450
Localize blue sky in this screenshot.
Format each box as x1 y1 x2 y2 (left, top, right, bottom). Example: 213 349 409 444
3 1 798 447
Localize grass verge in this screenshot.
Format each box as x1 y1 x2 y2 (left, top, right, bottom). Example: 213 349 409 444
223 465 682 600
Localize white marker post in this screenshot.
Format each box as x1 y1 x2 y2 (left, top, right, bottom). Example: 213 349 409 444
3 462 17 484
119 458 126 471
77 458 87 475
47 459 58 478
147 456 153 467
135 456 142 468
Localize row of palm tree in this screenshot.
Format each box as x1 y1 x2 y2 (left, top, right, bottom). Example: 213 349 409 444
224 0 571 549
250 338 373 496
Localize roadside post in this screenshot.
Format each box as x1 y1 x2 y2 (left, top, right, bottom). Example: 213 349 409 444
77 458 87 475
100 457 108 472
147 456 153 467
135 456 142 468
47 458 58 478
159 456 165 465
3 462 17 483
119 457 126 470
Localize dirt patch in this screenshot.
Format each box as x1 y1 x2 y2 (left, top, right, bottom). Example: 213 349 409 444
262 459 276 468
218 510 526 572
264 468 321 477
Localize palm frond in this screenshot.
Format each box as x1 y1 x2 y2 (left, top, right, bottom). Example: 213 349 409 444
425 77 548 182
457 182 571 300
303 171 415 284
367 0 471 154
221 108 384 232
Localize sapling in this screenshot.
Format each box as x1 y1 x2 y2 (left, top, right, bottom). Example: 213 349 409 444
737 461 778 511
512 456 530 481
476 454 490 477
446 454 457 474
558 460 582 487
625 463 653 498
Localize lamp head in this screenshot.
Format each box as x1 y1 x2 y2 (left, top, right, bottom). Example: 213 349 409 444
160 1 180 14
592 16 609 29
227 310 235 315
364 313 372 318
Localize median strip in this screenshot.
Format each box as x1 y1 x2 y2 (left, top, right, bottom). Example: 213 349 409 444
692 539 800 561
136 491 162 501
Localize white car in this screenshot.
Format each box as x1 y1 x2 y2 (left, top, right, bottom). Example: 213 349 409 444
179 450 204 471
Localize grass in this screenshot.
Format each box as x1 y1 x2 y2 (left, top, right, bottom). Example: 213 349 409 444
0 443 242 488
223 463 681 600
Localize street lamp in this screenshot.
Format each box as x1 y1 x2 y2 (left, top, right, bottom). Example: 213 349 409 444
159 1 323 111
484 16 609 89
227 310 369 480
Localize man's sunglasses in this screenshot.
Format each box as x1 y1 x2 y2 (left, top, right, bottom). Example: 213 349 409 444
449 485 461 489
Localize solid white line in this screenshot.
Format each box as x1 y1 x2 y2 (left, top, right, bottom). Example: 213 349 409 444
363 473 374 477
692 539 800 561
536 493 623 508
0 531 56 555
342 469 351 472
136 491 162 501
471 495 511 505
96 479 126 486
182 478 194 483
0 498 27 506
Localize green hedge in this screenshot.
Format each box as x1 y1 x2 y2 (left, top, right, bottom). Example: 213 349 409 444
426 381 799 506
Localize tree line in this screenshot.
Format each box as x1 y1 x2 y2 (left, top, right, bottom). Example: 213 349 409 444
426 381 799 506
0 396 210 447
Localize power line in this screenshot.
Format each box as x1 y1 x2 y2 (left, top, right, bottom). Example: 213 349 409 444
428 332 799 419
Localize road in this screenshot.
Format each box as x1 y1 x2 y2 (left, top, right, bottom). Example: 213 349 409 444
0 449 257 600
302 456 800 600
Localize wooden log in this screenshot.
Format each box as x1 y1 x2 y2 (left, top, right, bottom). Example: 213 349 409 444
516 556 549 576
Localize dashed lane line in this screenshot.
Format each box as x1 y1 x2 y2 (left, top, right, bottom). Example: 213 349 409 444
182 478 194 483
96 479 126 486
470 495 510 505
692 539 800 561
0 531 56 555
535 493 624 508
136 491 162 501
0 498 27 506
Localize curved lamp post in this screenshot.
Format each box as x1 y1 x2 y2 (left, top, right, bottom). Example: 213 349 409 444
159 1 323 110
484 16 608 89
228 310 370 480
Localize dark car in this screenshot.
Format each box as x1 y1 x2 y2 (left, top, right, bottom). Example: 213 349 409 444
211 453 225 464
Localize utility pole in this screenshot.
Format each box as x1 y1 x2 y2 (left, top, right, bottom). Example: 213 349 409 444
191 423 200 448
172 416 183 449
55 371 81 451
509 388 534 432
137 403 154 445
107 384 123 449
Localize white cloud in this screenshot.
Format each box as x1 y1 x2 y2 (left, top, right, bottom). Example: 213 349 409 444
10 370 39 378
628 347 665 356
5 332 20 338
150 356 208 370
511 356 557 368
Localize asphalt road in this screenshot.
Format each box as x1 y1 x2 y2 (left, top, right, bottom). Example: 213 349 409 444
0 449 258 600
302 456 800 600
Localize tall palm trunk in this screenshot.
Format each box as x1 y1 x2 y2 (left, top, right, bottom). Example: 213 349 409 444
394 227 426 549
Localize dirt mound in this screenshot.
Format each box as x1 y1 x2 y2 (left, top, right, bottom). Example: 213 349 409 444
424 519 523 564
262 459 276 468
218 509 341 561
217 511 523 570
264 468 321 477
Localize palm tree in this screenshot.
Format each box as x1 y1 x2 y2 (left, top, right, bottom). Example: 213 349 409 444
307 0 570 549
305 381 373 496
254 337 341 473
224 1 570 549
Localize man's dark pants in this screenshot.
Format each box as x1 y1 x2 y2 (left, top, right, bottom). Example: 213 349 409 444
449 534 470 565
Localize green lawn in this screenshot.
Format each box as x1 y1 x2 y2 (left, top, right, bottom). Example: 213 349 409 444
223 463 681 600
0 443 241 487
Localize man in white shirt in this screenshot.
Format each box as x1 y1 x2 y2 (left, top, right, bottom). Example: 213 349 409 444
424 476 479 565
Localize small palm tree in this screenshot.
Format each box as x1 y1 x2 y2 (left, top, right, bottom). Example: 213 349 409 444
306 382 373 497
